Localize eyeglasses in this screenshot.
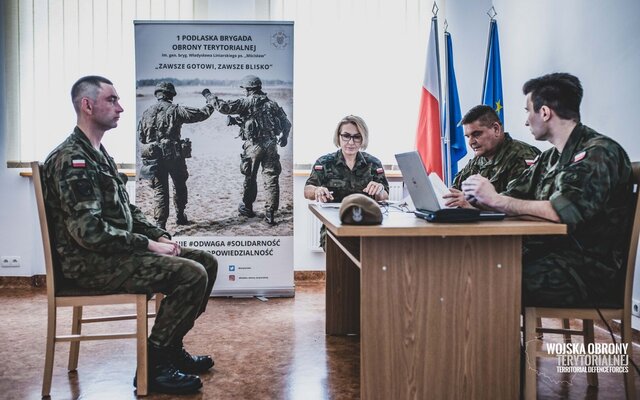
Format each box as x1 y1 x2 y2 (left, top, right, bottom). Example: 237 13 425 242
339 133 363 144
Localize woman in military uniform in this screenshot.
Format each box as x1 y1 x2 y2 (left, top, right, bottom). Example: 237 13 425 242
304 115 389 203
304 115 389 247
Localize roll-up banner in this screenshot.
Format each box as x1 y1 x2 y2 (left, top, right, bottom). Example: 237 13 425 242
134 21 294 297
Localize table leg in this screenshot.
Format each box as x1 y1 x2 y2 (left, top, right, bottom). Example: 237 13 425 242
325 235 361 335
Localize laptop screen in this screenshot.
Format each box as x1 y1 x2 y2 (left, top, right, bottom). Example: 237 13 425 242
395 151 442 212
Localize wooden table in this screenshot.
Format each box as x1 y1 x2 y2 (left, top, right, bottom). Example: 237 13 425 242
309 204 566 400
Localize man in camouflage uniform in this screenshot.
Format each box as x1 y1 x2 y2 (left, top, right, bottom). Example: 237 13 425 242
202 75 291 225
462 73 633 308
138 82 214 229
445 105 540 208
44 76 218 395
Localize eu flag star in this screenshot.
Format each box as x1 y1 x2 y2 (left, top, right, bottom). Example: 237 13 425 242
495 100 503 116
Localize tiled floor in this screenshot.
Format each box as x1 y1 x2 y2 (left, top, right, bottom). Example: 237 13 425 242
0 282 638 399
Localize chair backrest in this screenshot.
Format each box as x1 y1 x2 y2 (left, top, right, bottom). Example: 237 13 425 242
31 162 63 299
623 162 640 313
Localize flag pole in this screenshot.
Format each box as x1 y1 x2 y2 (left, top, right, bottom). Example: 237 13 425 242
432 2 445 180
481 7 497 102
443 25 452 186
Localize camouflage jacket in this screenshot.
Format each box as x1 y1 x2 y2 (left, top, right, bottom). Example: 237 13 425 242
504 124 633 301
212 92 291 141
137 99 213 144
452 133 540 192
43 127 168 286
305 150 389 202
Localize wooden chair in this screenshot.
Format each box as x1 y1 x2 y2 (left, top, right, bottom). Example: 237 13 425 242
523 162 640 400
32 162 162 397
536 317 572 342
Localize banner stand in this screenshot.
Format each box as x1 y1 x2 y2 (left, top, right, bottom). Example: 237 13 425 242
134 21 295 297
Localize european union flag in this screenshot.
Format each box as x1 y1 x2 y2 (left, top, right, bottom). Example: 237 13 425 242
443 31 466 181
482 20 503 123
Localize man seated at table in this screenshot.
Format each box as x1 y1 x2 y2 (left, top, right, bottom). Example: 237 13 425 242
444 105 540 208
461 72 633 307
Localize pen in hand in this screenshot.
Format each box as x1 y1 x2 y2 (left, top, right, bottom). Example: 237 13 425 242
316 189 334 202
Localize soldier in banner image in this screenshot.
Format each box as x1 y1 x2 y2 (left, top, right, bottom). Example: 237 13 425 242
303 115 389 247
443 105 540 208
461 72 633 308
44 76 218 394
138 81 214 230
201 75 291 225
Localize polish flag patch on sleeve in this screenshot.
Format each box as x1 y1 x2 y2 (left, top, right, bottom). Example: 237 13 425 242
525 155 539 166
72 159 86 168
313 165 323 171
376 167 384 174
573 151 586 163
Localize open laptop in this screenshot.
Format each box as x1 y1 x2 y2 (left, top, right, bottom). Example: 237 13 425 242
395 151 506 222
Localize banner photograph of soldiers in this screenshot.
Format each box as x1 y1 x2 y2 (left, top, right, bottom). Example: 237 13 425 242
134 23 293 238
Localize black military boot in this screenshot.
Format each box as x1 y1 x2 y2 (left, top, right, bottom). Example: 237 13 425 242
134 343 202 394
238 202 256 218
171 343 214 374
176 210 191 225
264 210 276 225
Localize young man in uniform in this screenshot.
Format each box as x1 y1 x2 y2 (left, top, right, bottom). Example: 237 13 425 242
461 72 633 308
44 76 218 395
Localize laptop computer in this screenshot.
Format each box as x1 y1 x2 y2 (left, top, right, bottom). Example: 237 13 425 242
395 151 506 222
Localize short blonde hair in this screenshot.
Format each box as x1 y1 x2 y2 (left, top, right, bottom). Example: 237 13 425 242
333 115 369 150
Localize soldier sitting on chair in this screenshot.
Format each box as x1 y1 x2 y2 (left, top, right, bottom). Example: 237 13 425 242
44 76 218 395
443 105 540 208
461 72 633 308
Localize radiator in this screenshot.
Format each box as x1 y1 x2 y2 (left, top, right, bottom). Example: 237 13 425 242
307 181 405 251
309 211 324 252
388 181 404 201
126 180 136 201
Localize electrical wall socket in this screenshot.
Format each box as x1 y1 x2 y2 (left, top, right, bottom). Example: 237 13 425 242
633 299 640 318
0 256 21 268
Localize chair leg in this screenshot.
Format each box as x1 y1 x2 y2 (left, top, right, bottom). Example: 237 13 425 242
622 317 637 400
155 293 164 313
562 319 572 343
42 304 57 397
136 295 149 396
536 317 543 339
68 306 83 371
583 319 598 387
524 308 539 400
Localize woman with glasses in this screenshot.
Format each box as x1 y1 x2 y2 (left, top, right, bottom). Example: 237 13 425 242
304 115 389 204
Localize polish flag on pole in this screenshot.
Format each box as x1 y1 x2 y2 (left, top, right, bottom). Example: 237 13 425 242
415 16 443 179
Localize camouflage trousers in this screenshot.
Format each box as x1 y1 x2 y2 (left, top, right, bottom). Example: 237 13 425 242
240 141 281 212
521 237 623 308
522 256 584 308
522 236 589 308
152 157 189 225
109 248 217 347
